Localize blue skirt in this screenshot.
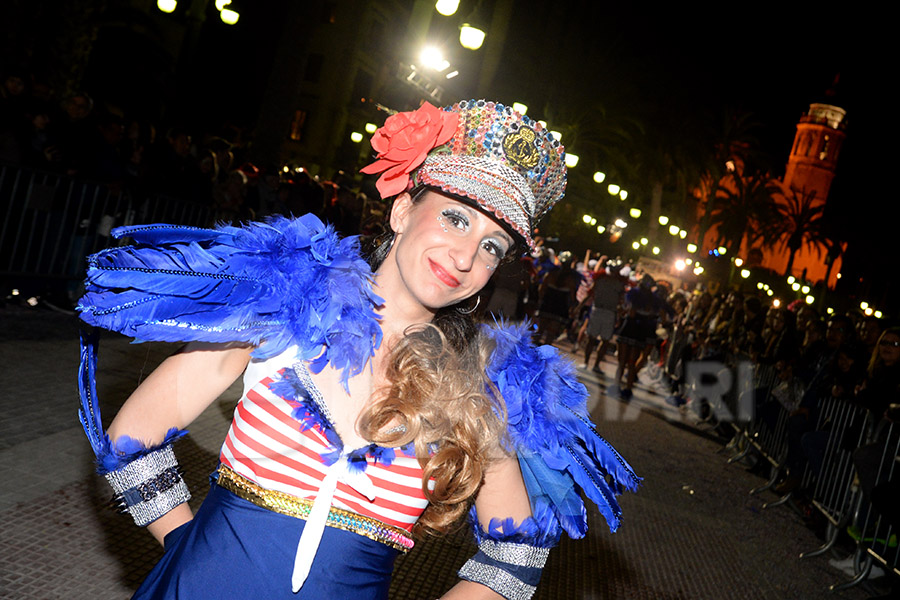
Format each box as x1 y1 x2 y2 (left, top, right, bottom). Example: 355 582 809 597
133 483 401 599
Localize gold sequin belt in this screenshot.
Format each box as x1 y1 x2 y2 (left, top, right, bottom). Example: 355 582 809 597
215 464 415 553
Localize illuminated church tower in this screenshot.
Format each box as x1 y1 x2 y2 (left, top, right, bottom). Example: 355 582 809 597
784 101 847 202
761 85 848 285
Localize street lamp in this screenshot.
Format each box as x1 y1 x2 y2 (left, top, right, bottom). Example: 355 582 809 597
420 47 450 71
435 0 459 16
459 24 486 50
220 7 239 24
652 246 660 255
640 237 648 245
632 241 640 250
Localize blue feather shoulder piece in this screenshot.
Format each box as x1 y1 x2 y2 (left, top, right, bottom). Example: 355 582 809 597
483 321 641 539
78 214 384 386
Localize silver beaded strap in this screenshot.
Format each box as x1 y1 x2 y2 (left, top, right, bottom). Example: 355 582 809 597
105 444 191 527
458 539 550 600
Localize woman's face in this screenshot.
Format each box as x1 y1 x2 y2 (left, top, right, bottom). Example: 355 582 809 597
878 332 900 366
385 190 514 312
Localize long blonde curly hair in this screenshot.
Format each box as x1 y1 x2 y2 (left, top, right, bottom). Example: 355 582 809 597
357 323 508 536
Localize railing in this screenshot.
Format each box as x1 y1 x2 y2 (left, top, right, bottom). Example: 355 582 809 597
797 398 871 558
0 163 214 284
831 420 900 590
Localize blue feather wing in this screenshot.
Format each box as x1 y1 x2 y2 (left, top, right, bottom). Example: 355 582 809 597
484 321 641 539
76 215 384 470
77 214 383 385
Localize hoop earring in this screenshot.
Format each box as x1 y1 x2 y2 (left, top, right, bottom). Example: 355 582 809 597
456 295 481 315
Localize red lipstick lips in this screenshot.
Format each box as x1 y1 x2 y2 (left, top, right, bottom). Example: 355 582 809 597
429 259 460 287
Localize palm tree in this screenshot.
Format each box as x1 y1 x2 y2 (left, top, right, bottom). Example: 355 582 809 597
770 183 831 277
694 109 766 250
705 170 780 258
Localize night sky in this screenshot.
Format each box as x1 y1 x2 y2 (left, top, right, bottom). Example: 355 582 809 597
544 4 889 309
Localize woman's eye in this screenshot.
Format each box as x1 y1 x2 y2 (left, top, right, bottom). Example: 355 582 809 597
441 209 468 230
482 240 505 258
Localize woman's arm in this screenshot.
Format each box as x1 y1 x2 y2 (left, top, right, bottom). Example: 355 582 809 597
106 342 253 544
442 457 536 600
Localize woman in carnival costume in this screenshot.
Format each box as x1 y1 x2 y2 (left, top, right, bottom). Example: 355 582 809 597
77 99 640 599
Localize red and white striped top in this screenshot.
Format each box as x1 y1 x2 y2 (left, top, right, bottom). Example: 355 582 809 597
219 348 430 532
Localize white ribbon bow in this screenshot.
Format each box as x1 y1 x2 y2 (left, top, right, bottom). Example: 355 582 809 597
291 453 378 592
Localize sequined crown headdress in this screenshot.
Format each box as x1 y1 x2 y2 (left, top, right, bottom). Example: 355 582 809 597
361 99 567 249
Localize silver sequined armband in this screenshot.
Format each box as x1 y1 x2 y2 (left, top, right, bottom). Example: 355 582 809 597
105 444 191 527
458 539 550 600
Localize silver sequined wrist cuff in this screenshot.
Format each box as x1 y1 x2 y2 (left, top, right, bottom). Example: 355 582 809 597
105 444 191 527
458 539 550 600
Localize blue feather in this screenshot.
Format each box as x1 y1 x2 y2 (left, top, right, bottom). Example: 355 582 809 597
468 502 561 548
77 329 104 455
95 427 189 475
78 328 189 474
483 320 641 539
78 214 384 389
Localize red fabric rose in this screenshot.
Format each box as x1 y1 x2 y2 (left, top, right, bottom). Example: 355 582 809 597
360 102 458 199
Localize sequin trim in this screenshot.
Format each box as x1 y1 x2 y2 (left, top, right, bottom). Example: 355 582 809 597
458 560 537 600
215 465 415 553
105 444 191 527
478 539 550 568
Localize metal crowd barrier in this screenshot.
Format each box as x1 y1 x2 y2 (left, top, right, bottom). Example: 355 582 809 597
1 163 214 283
830 419 899 591
796 397 871 557
745 390 792 498
723 364 777 464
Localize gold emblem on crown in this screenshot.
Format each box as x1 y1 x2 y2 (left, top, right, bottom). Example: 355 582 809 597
502 127 540 169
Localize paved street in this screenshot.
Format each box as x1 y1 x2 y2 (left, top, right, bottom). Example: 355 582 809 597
0 302 891 599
